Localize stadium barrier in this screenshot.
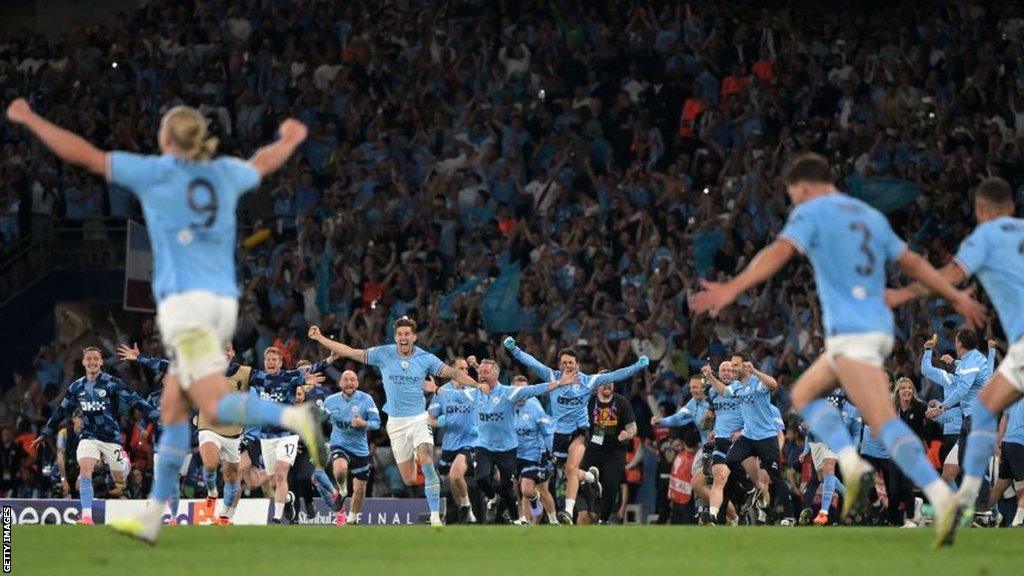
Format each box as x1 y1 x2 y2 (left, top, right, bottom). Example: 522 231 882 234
2 498 438 525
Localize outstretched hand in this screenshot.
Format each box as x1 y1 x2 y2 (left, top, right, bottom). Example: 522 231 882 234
688 279 737 318
117 343 141 362
5 98 33 125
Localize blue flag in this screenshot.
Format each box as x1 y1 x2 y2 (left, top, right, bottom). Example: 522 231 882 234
844 176 921 214
483 263 521 333
438 276 483 320
693 229 725 277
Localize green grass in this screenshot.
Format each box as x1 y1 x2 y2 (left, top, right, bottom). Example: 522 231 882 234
10 525 1022 575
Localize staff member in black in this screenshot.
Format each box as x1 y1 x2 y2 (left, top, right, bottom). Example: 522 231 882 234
582 380 637 523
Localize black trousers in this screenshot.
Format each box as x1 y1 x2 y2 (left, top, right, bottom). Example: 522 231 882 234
669 500 697 524
863 455 906 525
725 436 794 518
475 448 518 523
582 447 627 522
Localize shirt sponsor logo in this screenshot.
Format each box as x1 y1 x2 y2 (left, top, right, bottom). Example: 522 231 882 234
479 413 505 422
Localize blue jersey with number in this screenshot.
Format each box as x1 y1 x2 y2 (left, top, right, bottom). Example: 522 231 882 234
466 383 552 452
726 375 777 441
515 398 554 462
323 390 380 457
41 373 157 443
779 193 907 337
108 152 260 302
366 345 446 417
428 385 479 451
954 216 1024 343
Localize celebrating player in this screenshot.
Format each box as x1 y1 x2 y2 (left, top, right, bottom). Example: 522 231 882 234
465 359 573 523
511 374 558 525
690 152 985 547
503 337 648 524
887 177 1024 544
6 99 325 543
321 370 380 525
308 318 479 526
701 361 746 524
427 358 480 524
35 347 158 524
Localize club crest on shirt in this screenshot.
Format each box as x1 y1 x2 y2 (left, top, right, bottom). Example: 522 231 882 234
400 360 410 371
521 413 530 421
177 229 194 245
351 405 360 414
97 389 107 397
491 397 500 405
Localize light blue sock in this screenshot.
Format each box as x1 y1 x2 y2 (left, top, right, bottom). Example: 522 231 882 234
169 488 181 521
223 481 240 509
821 474 838 513
79 476 94 514
422 462 441 514
312 469 336 502
834 479 845 496
202 467 219 496
963 402 998 478
801 399 854 452
216 392 285 428
880 418 941 490
152 421 190 502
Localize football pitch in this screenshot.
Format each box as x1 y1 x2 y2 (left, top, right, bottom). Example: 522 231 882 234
11 525 1022 575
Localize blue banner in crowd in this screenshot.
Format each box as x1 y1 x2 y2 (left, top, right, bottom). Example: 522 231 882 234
693 229 725 277
438 276 483 320
844 176 921 214
482 263 521 333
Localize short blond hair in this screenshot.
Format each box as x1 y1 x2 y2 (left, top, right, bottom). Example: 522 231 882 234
162 106 218 160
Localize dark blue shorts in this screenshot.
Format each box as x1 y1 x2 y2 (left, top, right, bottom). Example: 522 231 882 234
516 458 553 483
329 446 371 481
712 437 733 465
553 428 588 464
437 447 475 475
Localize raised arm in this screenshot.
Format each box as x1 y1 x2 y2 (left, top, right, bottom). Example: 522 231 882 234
690 240 797 316
941 360 979 411
308 325 368 364
745 361 777 390
920 343 953 389
503 336 558 380
116 380 160 424
591 356 650 387
5 99 107 175
249 119 308 179
657 406 696 428
438 363 479 388
701 364 730 397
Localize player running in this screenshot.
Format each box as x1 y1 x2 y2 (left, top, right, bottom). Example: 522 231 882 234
701 361 746 524
651 375 711 444
708 357 795 525
502 337 648 524
35 347 158 524
321 370 380 525
308 318 479 526
250 347 332 524
512 374 558 525
427 358 480 524
887 176 1024 545
691 152 985 547
6 99 326 542
465 359 573 524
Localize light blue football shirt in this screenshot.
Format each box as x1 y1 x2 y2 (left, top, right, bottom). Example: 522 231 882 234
366 345 446 417
515 397 553 463
323 390 380 457
108 152 260 302
725 375 778 441
428 384 479 451
779 193 907 337
954 216 1024 343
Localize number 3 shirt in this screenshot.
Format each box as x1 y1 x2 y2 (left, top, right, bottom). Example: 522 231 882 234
107 152 261 302
778 192 907 337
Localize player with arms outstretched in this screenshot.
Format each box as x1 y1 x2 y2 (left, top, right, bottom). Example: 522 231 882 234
5 98 324 543
690 152 985 547
308 318 479 526
887 177 1024 544
35 347 158 524
502 337 648 524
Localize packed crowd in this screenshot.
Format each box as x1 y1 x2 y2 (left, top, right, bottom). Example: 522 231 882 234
2 0 1024 522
